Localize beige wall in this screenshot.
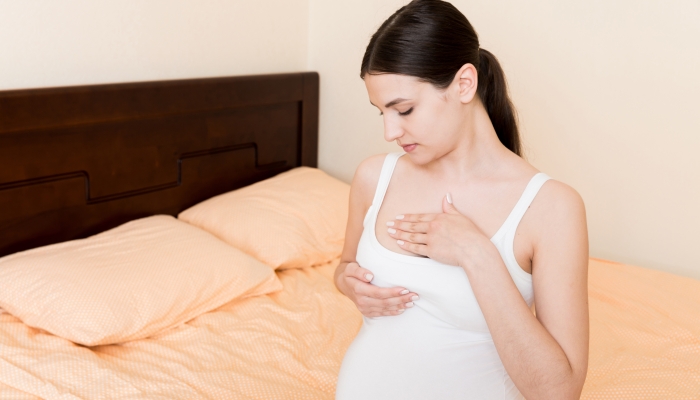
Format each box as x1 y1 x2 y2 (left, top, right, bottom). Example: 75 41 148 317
1 1 698 279
0 0 308 90
309 0 700 279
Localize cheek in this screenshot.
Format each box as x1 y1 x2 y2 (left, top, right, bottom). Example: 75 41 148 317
417 107 453 143
413 106 443 139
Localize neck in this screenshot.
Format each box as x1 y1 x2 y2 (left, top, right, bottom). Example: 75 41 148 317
427 103 514 183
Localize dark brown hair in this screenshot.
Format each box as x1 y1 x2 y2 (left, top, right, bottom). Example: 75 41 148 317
360 0 522 156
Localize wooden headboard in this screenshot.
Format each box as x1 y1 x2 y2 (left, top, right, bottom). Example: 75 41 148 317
0 72 319 257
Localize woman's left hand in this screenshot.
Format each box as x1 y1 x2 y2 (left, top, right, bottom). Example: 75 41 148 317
387 193 494 268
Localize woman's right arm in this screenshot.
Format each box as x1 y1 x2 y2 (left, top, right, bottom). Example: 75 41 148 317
334 155 418 317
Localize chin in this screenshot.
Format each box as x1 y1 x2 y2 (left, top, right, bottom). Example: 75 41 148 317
403 150 434 166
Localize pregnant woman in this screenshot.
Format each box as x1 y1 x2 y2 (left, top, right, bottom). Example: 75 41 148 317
333 1 589 399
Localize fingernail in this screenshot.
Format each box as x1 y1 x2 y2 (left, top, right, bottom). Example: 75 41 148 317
396 215 404 220
411 295 420 301
405 302 414 308
365 273 373 281
397 240 405 245
386 221 394 226
446 192 453 204
400 289 409 295
388 228 397 234
398 309 405 313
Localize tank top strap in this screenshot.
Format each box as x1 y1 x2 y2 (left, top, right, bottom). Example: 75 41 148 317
370 152 404 207
495 172 552 240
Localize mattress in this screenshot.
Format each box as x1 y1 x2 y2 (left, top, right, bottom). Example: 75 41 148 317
0 257 698 399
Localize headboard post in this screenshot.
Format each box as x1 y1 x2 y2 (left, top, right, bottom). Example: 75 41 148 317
300 72 319 168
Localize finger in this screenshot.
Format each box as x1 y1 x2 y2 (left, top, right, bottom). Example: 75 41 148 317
388 220 430 233
395 213 436 222
365 309 405 318
369 300 415 313
365 303 403 312
346 261 374 282
353 281 378 298
397 240 429 257
388 228 427 245
355 282 411 301
443 194 464 215
353 279 413 299
364 293 419 308
370 300 415 312
366 311 383 317
362 285 412 300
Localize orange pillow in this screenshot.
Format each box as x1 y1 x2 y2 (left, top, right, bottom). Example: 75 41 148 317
178 167 350 270
0 215 281 346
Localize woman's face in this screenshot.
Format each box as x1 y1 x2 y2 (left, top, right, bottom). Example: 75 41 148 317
364 73 465 164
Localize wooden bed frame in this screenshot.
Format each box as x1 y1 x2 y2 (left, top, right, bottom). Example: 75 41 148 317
0 72 319 257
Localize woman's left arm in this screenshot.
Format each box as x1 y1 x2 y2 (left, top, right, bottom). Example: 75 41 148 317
390 181 589 399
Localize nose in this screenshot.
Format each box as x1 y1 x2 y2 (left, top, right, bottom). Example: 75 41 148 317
383 116 404 143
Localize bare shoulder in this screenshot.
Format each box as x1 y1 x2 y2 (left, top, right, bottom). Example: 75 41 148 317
535 179 587 222
350 153 389 209
529 177 589 260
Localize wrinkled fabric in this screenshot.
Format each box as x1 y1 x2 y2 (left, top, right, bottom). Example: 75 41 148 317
0 215 281 347
0 259 360 400
0 257 698 399
179 167 350 270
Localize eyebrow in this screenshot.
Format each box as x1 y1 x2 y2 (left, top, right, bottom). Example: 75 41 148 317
369 98 410 108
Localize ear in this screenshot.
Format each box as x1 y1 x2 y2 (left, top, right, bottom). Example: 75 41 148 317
452 63 478 104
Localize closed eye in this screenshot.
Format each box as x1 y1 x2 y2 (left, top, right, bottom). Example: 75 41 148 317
379 107 414 116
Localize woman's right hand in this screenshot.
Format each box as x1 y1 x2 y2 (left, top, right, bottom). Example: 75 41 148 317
338 262 419 317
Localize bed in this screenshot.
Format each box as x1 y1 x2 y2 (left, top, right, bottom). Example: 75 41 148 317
0 73 698 400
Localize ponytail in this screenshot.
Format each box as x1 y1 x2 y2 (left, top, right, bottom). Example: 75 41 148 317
477 48 521 156
360 0 523 157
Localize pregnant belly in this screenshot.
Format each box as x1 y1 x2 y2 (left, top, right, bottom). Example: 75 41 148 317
335 309 521 400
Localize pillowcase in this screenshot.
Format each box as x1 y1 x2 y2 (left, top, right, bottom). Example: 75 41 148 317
178 167 350 270
0 215 281 346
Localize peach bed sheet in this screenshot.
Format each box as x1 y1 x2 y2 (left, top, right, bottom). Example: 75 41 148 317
0 259 359 400
583 258 700 399
1 258 699 399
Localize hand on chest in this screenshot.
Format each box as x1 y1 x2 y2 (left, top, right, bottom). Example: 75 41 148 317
374 179 535 273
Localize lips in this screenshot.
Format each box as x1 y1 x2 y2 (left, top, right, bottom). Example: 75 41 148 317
401 144 417 152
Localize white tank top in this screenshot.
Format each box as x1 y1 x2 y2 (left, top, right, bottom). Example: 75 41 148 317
336 152 552 400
